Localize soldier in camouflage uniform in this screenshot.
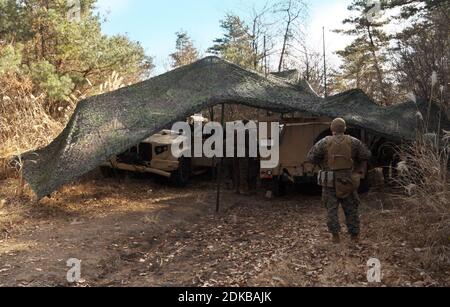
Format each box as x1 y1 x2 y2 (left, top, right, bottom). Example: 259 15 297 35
307 118 371 244
232 120 255 195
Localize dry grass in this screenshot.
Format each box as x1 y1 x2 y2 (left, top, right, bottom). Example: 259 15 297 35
0 71 124 180
393 132 450 270
97 71 125 94
0 73 64 181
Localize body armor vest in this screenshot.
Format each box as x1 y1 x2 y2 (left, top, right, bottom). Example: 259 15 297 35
326 135 353 171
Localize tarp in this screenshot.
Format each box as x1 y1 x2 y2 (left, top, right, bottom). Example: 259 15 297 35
22 56 449 198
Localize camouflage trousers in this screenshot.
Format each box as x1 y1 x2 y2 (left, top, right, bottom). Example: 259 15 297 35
322 187 361 236
228 158 259 194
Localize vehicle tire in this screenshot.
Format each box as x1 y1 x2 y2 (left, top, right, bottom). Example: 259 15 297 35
170 158 192 187
272 176 286 197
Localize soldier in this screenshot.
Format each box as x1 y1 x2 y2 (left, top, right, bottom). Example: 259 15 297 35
307 118 371 244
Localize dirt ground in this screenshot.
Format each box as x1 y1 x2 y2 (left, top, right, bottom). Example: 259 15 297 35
0 174 448 287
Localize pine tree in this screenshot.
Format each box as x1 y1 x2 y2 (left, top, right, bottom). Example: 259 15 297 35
334 0 392 105
208 14 256 69
170 31 199 68
389 0 449 102
0 0 153 111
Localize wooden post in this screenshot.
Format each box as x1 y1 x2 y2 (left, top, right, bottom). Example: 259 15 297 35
216 103 225 213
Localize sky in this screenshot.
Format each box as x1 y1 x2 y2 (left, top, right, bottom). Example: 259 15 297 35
94 0 357 75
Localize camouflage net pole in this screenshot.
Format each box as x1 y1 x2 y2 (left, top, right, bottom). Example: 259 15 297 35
216 103 225 213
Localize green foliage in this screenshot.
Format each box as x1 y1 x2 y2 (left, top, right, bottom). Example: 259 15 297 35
0 43 22 75
208 14 256 69
390 0 449 102
0 0 153 115
31 60 74 101
334 0 393 105
0 0 32 42
170 31 199 68
387 0 448 19
334 0 449 104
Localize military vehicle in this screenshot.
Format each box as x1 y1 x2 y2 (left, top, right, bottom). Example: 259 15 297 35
100 115 216 186
259 112 370 196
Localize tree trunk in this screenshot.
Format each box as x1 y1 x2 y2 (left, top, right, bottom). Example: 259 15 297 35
367 24 388 104
278 22 291 72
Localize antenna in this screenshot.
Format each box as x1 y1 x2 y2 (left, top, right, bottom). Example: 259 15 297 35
263 35 268 77
323 27 328 98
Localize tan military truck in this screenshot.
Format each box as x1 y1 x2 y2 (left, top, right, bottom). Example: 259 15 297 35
259 112 370 196
100 115 216 186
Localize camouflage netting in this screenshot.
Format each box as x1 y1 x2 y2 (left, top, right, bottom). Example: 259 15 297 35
22 56 449 198
323 89 449 140
270 69 319 97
